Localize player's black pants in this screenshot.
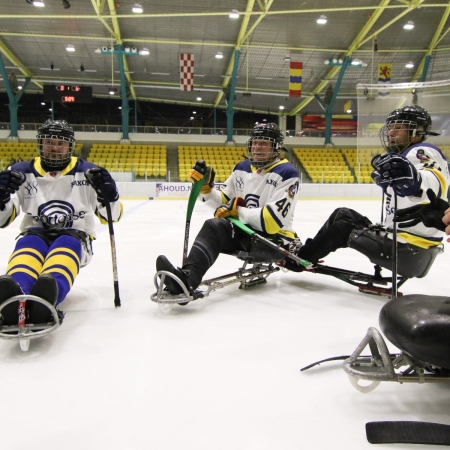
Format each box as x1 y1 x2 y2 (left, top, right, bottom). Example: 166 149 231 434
297 207 440 278
182 218 284 290
298 207 372 264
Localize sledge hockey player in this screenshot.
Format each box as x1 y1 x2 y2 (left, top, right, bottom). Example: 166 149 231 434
0 119 122 326
285 105 450 279
156 122 301 295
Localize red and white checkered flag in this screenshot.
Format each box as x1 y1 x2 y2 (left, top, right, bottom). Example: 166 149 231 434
180 53 194 91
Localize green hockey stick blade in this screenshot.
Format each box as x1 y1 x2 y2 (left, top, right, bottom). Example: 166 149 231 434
186 179 203 222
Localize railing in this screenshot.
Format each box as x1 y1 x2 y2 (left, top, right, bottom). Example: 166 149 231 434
0 123 358 138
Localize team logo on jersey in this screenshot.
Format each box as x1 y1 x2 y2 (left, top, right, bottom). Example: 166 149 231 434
28 200 86 229
245 193 259 208
235 176 244 190
287 181 299 198
23 181 38 197
416 149 430 161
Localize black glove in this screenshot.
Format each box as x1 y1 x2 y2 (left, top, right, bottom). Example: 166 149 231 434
188 159 215 194
85 167 119 205
371 153 421 197
0 170 25 210
394 188 450 231
214 197 245 219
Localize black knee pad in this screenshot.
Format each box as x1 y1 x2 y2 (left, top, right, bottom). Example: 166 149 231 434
348 228 442 278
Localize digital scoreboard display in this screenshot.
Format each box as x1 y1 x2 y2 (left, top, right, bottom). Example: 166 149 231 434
43 85 93 103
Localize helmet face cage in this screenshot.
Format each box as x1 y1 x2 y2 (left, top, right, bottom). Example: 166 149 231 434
37 120 75 169
247 123 284 169
380 106 431 153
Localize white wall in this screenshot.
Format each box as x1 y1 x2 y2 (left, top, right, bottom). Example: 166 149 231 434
117 182 381 199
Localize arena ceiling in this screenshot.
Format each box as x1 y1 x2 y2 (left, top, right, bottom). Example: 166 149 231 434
1 0 450 117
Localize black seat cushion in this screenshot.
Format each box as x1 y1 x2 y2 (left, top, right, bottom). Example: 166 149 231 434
379 294 450 369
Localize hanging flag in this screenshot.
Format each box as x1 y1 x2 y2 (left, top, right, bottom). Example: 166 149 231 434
180 53 194 91
289 62 303 97
378 63 392 97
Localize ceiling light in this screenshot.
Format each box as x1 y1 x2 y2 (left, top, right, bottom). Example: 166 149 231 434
283 56 291 62
196 96 202 101
132 3 143 13
150 72 170 76
109 87 116 95
139 48 150 55
346 109 352 113
351 59 362 66
279 105 285 110
66 44 75 52
33 1 45 6
403 21 414 30
405 61 414 68
215 52 224 59
62 0 70 8
229 9 239 19
317 15 327 25
41 102 45 105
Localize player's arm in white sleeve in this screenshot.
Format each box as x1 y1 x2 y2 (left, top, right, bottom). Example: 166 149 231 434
239 177 300 233
0 194 20 228
89 188 123 224
405 149 448 203
200 171 237 208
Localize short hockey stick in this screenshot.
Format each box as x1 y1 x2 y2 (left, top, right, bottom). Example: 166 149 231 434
391 191 398 299
101 187 121 308
228 217 312 269
183 179 203 263
366 421 450 445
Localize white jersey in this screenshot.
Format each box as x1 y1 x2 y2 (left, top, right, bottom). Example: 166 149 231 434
201 158 300 242
0 157 123 238
384 142 450 248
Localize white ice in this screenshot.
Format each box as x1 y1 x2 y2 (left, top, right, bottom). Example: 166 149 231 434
0 197 449 450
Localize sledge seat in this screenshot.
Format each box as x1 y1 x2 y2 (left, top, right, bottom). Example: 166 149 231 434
349 229 442 278
379 294 450 370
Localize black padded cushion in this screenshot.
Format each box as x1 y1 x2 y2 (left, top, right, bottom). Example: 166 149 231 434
379 294 450 369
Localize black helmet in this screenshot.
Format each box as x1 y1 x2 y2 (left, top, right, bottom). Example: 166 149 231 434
247 122 284 169
37 119 75 170
380 105 438 153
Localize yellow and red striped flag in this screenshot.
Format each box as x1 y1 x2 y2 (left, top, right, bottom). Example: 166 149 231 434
289 62 303 97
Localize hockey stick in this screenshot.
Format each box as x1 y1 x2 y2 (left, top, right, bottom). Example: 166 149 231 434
183 179 203 263
227 217 312 269
101 187 121 308
366 421 450 445
391 191 398 299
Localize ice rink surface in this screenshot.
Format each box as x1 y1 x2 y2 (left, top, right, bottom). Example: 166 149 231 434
0 196 449 450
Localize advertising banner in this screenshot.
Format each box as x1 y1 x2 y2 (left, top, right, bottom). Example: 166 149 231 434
155 182 227 199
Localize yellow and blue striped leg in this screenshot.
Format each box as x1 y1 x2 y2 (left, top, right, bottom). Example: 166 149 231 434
6 235 47 294
40 235 81 305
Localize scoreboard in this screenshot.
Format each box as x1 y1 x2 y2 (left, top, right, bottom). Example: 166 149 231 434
43 85 93 103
